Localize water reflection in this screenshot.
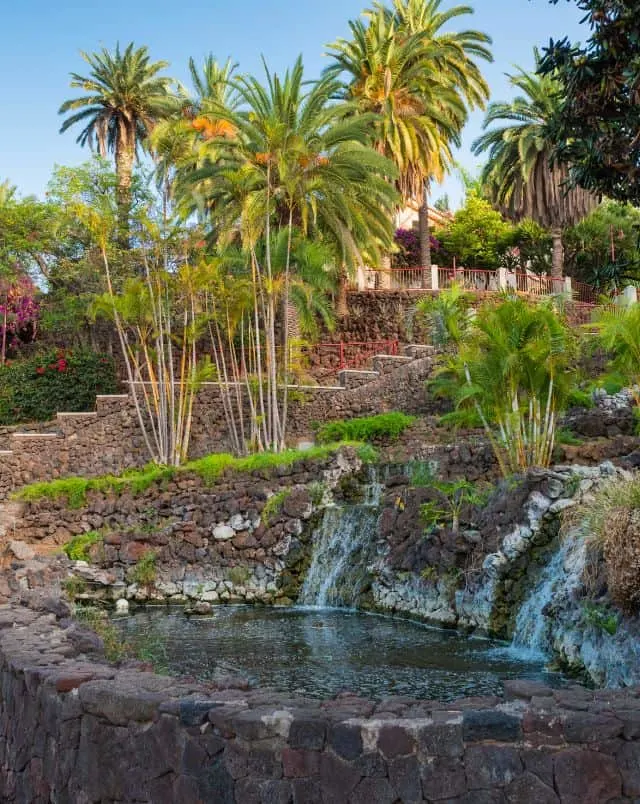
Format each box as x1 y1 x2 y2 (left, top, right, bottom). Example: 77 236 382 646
115 606 566 701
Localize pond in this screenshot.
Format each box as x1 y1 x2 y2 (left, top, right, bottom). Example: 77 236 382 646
115 606 568 702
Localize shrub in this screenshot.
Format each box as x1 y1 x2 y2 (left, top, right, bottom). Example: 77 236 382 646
569 475 640 614
262 489 291 526
128 552 157 588
316 413 415 444
0 348 118 424
63 531 103 561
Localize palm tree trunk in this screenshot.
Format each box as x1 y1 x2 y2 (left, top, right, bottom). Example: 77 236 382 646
337 265 349 318
551 227 564 283
419 186 432 289
115 127 135 247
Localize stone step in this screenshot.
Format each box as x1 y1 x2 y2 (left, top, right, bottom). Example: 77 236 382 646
10 432 61 442
95 395 131 415
371 354 413 375
403 344 436 359
338 369 380 390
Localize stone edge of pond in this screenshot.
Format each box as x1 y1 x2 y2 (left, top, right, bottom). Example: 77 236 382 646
2 594 640 802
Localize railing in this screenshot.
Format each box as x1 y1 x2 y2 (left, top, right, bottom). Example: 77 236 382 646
512 272 562 297
310 339 399 372
573 280 599 305
352 265 602 306
355 267 429 291
437 267 499 292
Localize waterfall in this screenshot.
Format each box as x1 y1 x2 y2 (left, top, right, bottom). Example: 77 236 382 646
512 532 585 655
298 477 382 609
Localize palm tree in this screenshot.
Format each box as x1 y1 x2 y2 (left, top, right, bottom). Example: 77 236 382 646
472 49 598 280
179 56 398 448
327 0 491 272
151 56 240 218
433 295 577 473
59 43 175 237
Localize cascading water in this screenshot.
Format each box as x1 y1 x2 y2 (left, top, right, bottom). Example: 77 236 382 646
512 531 585 655
298 473 383 608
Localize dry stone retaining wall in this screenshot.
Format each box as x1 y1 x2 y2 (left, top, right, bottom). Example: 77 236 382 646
2 600 640 802
0 352 436 501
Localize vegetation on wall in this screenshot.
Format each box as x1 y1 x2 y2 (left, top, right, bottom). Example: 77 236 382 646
13 442 361 508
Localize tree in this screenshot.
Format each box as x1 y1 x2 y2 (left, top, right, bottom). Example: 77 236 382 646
59 43 175 239
435 192 513 270
542 0 640 205
473 49 598 279
387 0 492 270
326 0 491 272
151 55 240 214
564 201 640 290
432 296 577 474
179 57 398 450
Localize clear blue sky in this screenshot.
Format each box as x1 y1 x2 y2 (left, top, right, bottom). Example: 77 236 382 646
0 0 585 207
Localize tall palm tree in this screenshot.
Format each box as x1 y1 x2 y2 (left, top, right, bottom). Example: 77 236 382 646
388 0 491 269
151 56 239 217
179 57 398 448
327 0 491 271
59 43 176 237
472 49 598 279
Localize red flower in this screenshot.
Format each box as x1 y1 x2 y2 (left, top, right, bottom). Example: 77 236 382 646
36 367 45 375
57 359 67 372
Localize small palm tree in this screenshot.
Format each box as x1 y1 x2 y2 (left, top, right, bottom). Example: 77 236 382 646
59 43 176 237
473 49 598 279
596 304 640 406
434 295 577 473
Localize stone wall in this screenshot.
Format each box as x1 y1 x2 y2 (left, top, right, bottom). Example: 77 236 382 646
2 599 640 803
3 448 363 608
0 353 436 500
328 291 430 343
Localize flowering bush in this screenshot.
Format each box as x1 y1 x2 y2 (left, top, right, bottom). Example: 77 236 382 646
0 276 40 364
0 349 118 424
393 228 441 267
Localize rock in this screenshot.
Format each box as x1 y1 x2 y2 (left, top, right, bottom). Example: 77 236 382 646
8 541 36 561
465 745 523 790
553 748 622 804
114 599 129 615
462 710 522 742
229 514 246 531
213 525 235 541
189 602 213 616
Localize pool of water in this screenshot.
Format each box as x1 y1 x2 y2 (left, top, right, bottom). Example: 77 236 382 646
115 606 567 702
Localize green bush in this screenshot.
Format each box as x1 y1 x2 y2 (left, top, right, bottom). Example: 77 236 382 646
0 348 118 424
63 530 103 561
316 413 415 444
128 552 157 587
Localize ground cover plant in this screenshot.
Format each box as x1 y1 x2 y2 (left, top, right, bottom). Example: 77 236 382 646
13 442 363 508
316 412 415 444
